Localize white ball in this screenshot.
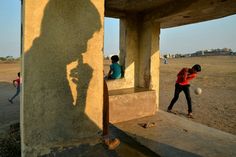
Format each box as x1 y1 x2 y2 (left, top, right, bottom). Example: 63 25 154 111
194 87 202 95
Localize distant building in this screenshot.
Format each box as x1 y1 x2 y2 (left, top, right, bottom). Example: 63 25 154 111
192 48 232 57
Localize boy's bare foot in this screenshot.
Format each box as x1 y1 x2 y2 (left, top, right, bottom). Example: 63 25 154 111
104 138 120 150
187 112 193 118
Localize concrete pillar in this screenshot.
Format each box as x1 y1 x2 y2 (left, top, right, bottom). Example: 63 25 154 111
119 16 160 108
138 20 160 109
21 0 104 156
119 15 139 88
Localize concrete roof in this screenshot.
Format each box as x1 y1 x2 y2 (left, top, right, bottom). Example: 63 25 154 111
105 0 236 28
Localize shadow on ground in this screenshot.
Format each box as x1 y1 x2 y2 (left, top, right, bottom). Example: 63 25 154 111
41 125 160 157
0 82 20 135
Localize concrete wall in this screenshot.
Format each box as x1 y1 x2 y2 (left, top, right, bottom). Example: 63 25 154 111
109 88 156 123
22 0 104 156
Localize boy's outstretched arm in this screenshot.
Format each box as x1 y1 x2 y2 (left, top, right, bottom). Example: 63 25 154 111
12 80 16 87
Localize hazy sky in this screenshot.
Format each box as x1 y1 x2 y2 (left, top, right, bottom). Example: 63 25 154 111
0 0 21 57
105 15 236 55
0 0 236 57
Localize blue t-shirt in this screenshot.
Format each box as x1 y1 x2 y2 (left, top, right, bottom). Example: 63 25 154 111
110 63 121 79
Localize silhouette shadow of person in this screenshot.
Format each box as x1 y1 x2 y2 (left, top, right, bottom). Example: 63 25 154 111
23 0 104 154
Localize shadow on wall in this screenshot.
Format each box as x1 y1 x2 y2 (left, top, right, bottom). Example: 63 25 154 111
23 0 101 154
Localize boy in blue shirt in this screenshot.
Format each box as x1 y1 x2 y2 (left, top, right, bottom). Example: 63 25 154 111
108 55 121 79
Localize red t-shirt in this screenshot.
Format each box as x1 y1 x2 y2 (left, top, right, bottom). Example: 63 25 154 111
14 78 20 87
176 68 197 85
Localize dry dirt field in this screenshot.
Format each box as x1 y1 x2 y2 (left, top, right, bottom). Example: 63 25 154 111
0 62 20 135
0 56 235 136
159 56 236 134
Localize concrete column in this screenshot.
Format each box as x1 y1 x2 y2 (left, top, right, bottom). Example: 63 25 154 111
22 0 104 156
138 21 160 109
119 15 139 88
119 16 160 109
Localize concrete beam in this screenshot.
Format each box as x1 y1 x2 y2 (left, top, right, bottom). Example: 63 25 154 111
143 0 196 23
105 0 236 28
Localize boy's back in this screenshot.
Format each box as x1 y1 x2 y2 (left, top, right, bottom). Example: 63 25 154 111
110 63 121 79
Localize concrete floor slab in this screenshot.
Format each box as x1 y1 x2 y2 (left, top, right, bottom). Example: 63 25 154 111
115 110 236 157
41 125 160 157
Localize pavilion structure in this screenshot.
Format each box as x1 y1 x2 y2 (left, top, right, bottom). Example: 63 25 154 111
21 0 236 156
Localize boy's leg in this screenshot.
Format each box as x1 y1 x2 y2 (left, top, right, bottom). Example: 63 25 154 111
183 85 192 113
168 83 182 111
9 87 20 102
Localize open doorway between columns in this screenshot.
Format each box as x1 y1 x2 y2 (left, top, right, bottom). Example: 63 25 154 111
104 15 160 124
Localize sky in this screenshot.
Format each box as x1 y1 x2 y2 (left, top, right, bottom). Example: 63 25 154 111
0 0 21 58
0 0 236 57
105 15 236 55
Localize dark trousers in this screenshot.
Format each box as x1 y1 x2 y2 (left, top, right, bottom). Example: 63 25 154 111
10 86 20 101
168 83 192 113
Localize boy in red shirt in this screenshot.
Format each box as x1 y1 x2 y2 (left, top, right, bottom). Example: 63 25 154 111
8 72 20 104
167 64 201 118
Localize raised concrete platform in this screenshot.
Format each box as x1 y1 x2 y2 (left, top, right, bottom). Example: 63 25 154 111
115 110 236 157
106 78 133 91
109 88 156 123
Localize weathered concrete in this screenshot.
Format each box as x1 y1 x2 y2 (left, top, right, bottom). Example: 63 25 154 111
106 78 134 91
118 15 139 89
138 20 160 108
118 16 160 108
109 88 156 123
22 0 236 156
22 0 104 156
115 110 236 157
105 0 236 28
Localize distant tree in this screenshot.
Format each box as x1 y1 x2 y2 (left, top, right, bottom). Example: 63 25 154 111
6 56 14 61
0 57 7 61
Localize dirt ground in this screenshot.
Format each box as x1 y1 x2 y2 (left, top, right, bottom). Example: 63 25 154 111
105 56 236 134
159 56 236 135
0 56 235 136
0 62 20 135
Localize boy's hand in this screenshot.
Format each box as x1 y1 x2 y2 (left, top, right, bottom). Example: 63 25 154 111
13 81 16 87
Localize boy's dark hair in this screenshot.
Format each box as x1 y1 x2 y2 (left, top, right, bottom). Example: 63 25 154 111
192 64 201 72
111 55 119 63
17 72 20 77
